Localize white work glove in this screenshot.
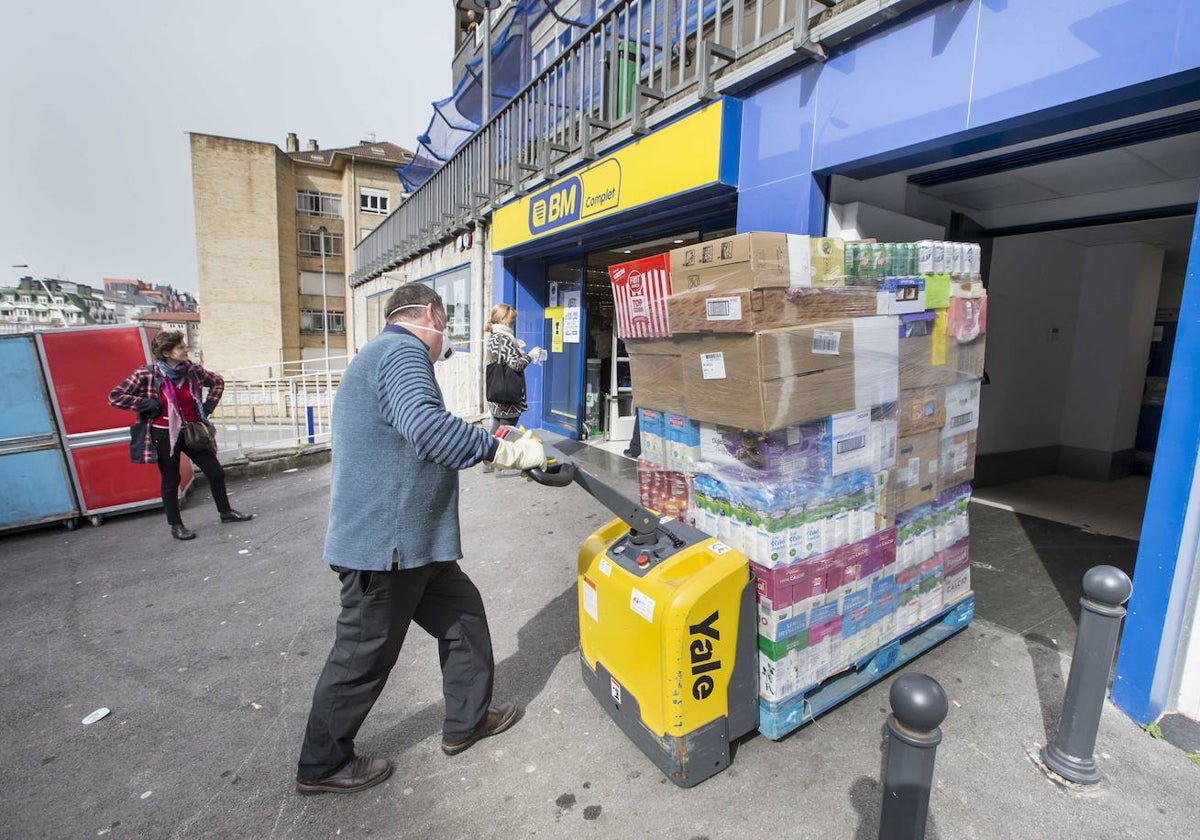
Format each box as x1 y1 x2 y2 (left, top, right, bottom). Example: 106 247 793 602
486 431 547 471
527 346 547 363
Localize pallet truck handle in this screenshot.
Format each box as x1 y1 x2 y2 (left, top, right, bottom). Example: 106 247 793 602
528 459 576 487
518 428 659 545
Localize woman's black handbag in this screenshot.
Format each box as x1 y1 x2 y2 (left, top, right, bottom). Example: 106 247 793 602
485 362 525 404
182 419 217 450
129 423 148 460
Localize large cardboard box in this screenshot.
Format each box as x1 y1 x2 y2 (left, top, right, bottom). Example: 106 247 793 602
946 335 986 380
670 232 845 294
669 285 878 334
626 337 689 415
899 311 958 390
939 429 977 491
889 430 940 512
608 253 673 339
942 379 982 438
897 385 946 436
681 317 898 431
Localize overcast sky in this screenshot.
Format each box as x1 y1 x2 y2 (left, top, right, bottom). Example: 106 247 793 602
0 1 455 293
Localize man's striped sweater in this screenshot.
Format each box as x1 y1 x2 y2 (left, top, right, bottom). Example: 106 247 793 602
323 325 499 571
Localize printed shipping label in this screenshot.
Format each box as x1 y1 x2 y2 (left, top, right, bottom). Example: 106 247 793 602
830 408 873 476
705 296 743 321
630 588 656 623
582 576 598 622
700 352 727 380
812 329 842 355
952 442 968 472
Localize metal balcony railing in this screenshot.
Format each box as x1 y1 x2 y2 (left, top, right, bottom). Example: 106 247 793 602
353 0 919 286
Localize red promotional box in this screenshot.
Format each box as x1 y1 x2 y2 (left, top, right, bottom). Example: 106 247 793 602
608 253 672 339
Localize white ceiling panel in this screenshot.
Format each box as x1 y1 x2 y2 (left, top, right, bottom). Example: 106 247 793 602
1141 151 1200 180
1024 154 1174 196
922 171 1017 198
1049 217 1196 252
1125 131 1200 162
1129 216 1198 245
936 179 1063 210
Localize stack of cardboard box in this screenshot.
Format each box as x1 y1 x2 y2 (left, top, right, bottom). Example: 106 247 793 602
609 231 986 732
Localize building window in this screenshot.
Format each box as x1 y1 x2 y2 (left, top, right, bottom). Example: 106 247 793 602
299 271 345 297
300 309 346 334
419 265 472 346
360 187 389 215
296 190 342 219
298 229 343 257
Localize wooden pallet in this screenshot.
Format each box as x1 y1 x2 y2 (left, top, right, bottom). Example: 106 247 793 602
758 594 975 741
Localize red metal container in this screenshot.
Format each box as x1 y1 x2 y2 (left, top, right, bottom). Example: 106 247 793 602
36 325 193 524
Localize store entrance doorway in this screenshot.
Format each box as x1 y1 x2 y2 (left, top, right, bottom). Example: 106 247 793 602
582 227 734 451
539 259 586 438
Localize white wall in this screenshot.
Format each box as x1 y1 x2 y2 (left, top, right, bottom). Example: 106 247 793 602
1060 244 1163 452
827 201 944 242
1158 250 1189 312
1116 246 1166 446
977 234 1084 454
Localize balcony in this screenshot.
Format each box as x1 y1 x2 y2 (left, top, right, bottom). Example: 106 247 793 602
451 0 523 94
354 0 928 285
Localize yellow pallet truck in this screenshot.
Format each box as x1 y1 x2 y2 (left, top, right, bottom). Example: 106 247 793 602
526 436 758 787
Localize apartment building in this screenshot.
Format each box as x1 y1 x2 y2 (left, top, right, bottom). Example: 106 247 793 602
190 132 410 374
0 277 87 334
137 311 202 361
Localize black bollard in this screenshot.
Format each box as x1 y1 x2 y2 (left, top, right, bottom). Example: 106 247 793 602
879 672 948 840
1042 565 1133 784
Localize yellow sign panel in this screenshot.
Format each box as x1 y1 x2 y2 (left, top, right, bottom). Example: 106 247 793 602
547 306 564 353
932 311 948 367
492 100 732 251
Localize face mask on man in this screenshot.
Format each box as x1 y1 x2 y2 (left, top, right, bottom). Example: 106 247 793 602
387 304 454 360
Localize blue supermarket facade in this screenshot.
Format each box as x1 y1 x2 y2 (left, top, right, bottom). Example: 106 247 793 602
351 1 1200 725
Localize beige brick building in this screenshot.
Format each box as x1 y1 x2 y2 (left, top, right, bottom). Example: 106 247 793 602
190 132 410 375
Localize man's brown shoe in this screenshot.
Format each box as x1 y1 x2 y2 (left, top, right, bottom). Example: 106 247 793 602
441 702 520 756
295 756 393 795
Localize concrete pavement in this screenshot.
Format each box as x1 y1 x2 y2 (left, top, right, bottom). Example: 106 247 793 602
1 457 1197 839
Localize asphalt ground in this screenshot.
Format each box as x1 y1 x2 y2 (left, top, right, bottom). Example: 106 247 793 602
2 459 1197 839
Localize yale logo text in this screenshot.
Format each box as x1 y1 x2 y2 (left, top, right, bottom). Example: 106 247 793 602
688 611 722 700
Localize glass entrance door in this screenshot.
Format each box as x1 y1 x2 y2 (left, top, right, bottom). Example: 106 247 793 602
540 260 587 438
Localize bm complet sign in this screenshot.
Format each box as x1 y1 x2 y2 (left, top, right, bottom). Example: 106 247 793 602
491 99 737 251
527 159 622 235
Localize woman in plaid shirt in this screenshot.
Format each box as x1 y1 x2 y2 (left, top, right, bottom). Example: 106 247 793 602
108 330 255 540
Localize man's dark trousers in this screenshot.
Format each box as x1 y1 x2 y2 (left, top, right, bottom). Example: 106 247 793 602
297 561 495 780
